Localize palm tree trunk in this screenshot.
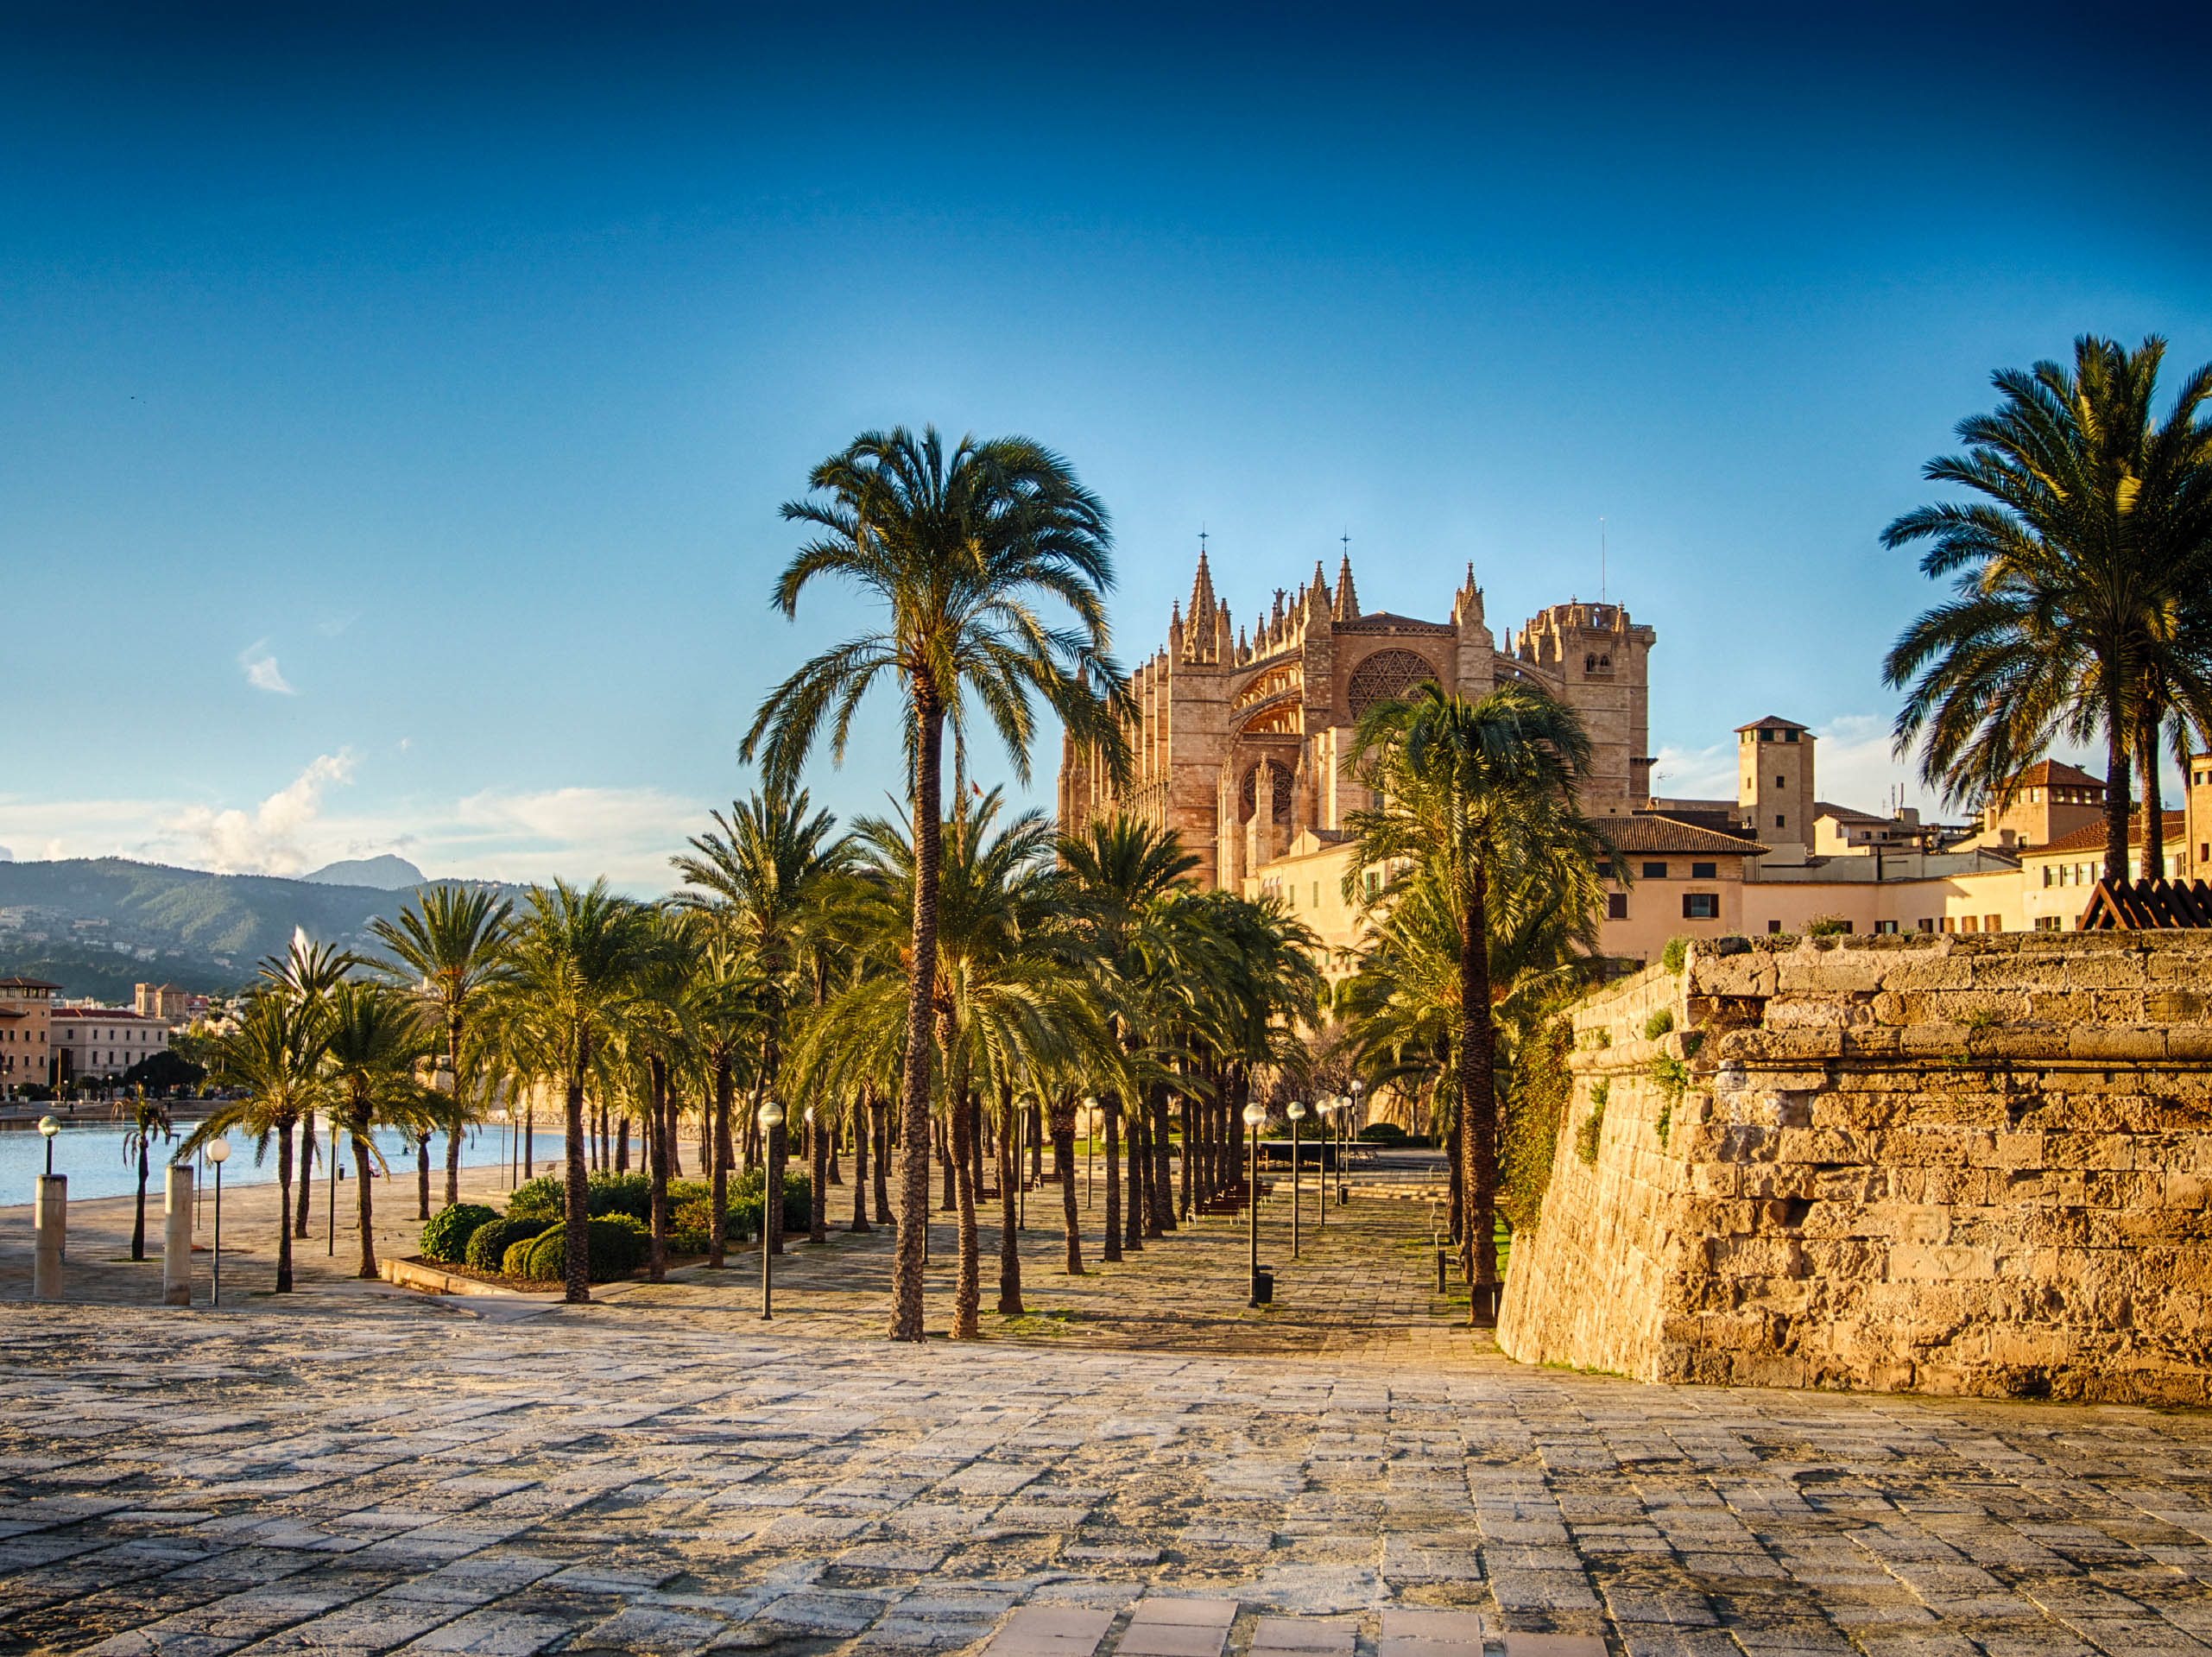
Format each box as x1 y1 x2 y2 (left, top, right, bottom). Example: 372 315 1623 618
939 1116 957 1210
417 1132 433 1220
1123 1094 1146 1252
2105 717 2134 885
1102 1095 1123 1262
1446 1089 1465 1251
1178 1093 1194 1221
873 1099 892 1233
809 1108 829 1243
131 1141 149 1261
563 1042 592 1305
951 1080 982 1338
1150 1087 1174 1234
1460 858 1501 1324
888 698 945 1342
2141 712 2167 877
1053 1093 1084 1274
996 1079 1022 1314
710 1056 733 1268
616 1114 629 1173
275 1118 294 1293
648 1055 672 1281
850 1089 872 1233
445 1009 465 1208
351 1127 377 1280
296 1111 315 1237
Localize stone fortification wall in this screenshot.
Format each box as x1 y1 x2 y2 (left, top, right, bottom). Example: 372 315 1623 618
1496 932 2212 1404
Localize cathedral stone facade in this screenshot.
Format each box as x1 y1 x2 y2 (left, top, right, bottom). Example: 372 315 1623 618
1058 549 1658 891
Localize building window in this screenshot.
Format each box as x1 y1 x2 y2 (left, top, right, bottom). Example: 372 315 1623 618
1760 729 1773 743
2042 866 2054 887
1785 730 1798 742
1691 862 1716 880
1775 775 1785 788
1774 814 1785 828
1606 893 1627 920
1875 920 1899 934
1641 861 1668 879
1682 893 1719 920
2034 916 2061 931
1311 882 1320 909
1985 914 2001 933
1917 917 1935 933
1767 919 1782 933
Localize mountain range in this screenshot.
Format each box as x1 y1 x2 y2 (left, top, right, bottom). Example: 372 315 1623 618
0 857 487 1003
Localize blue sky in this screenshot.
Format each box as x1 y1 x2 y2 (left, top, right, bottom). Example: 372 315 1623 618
3 5 2206 889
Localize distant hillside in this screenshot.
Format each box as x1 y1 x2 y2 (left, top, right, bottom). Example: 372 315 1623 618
304 855 426 889
0 857 497 1000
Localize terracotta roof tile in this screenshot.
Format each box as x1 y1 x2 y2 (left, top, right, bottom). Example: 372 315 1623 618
2027 810 2184 857
1611 815 1768 855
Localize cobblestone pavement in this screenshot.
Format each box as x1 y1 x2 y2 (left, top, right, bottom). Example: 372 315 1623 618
5 1174 2212 1656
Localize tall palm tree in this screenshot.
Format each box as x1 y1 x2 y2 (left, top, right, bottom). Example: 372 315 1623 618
186 996 329 1293
119 1090 172 1262
322 981 438 1281
1884 334 2212 882
1057 817 1198 1260
370 885 515 1211
686 938 769 1267
496 880 655 1303
742 427 1133 1341
1343 678 1616 1319
672 788 847 1257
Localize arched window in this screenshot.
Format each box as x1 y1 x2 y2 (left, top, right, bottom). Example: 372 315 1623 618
1238 760 1294 826
1347 648 1439 717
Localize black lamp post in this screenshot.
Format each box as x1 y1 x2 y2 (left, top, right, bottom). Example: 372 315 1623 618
206 1136 230 1306
1242 1100 1267 1305
1287 1100 1306 1259
757 1098 784 1319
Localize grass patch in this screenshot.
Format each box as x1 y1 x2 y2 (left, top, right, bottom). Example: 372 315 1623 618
995 1309 1086 1337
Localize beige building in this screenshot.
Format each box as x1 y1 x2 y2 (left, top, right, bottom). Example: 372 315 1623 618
134 982 199 1021
0 977 57 1093
1060 549 1656 890
53 1005 172 1084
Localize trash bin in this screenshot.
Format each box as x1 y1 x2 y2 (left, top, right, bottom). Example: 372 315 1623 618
1251 1267 1274 1306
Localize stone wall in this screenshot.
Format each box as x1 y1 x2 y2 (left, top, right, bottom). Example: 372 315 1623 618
1496 931 2212 1404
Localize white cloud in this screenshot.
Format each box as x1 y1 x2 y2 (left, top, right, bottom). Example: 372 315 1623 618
239 640 297 696
157 751 357 875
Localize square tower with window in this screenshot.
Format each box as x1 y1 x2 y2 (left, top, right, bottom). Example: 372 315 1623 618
1737 716 1815 861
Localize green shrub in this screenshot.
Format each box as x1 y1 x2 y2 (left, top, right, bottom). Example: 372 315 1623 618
1661 936 1690 974
1501 1017 1572 1237
420 1203 496 1264
1642 1008 1674 1040
1804 914 1852 937
466 1216 551 1273
507 1170 654 1223
1647 1053 1691 1148
1575 1097 1607 1166
518 1218 647 1283
502 1235 543 1277
731 1167 811 1233
1356 1122 1407 1143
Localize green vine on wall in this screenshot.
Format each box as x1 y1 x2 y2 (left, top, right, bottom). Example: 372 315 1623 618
1647 1053 1690 1148
1574 1079 1609 1167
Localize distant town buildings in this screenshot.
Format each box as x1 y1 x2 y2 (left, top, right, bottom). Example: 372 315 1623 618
0 977 56 1094
52 1005 173 1084
1059 550 2212 977
134 981 207 1021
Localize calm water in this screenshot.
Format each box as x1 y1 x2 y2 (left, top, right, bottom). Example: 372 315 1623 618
2 1120 566 1207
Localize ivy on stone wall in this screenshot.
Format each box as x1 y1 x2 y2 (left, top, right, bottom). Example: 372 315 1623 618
1502 1016 1574 1234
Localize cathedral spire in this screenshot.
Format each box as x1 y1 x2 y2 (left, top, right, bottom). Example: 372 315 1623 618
1335 536 1360 621
1184 536 1218 662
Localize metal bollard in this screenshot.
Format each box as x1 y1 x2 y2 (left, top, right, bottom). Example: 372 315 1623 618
33 1175 66 1300
1435 1245 1449 1293
162 1165 194 1306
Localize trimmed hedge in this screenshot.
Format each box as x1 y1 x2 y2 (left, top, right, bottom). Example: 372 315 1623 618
420 1203 497 1265
519 1218 646 1283
466 1216 551 1273
1356 1122 1407 1143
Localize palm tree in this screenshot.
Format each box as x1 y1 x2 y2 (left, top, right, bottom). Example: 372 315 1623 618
1884 334 2212 883
370 885 515 1212
321 981 438 1281
119 1090 172 1262
256 931 363 1240
186 996 329 1293
1343 678 1616 1319
742 427 1133 1341
495 880 655 1303
686 938 769 1267
672 788 847 1257
624 908 702 1281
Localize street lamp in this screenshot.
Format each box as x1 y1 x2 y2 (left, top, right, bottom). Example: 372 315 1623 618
1242 1100 1267 1306
205 1137 231 1306
1286 1101 1307 1259
756 1099 784 1319
1083 1097 1097 1211
1343 1079 1362 1204
37 1114 59 1176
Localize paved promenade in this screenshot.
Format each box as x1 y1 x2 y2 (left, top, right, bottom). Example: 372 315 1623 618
3 1163 2211 1657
